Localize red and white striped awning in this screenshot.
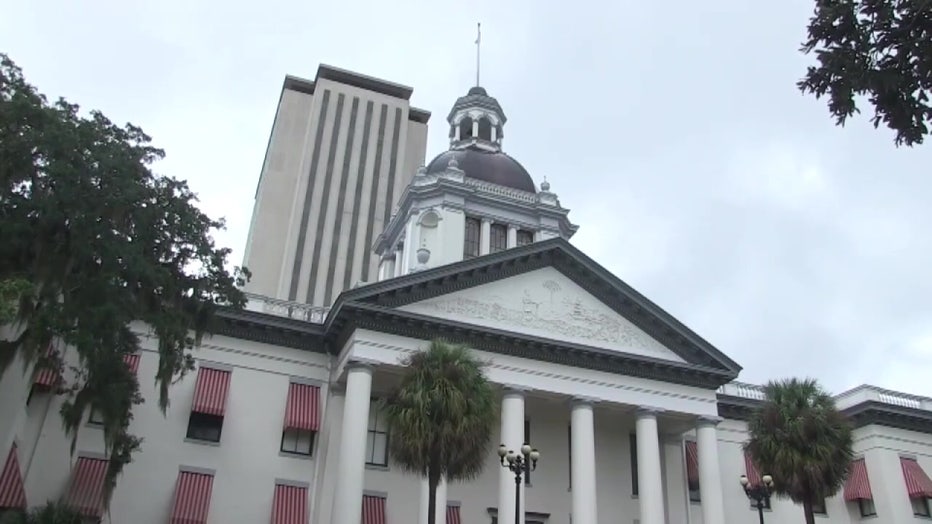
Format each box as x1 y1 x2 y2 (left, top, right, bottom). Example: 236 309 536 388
744 449 763 487
270 482 308 524
901 457 932 498
191 367 231 416
124 353 141 375
33 343 60 388
685 440 699 489
170 470 214 524
65 456 108 518
446 504 461 524
283 383 321 432
0 443 26 510
361 494 386 524
844 458 873 501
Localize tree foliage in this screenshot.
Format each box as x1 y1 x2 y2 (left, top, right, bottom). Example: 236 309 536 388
745 378 854 524
798 0 932 146
0 54 248 507
0 502 84 524
382 340 497 524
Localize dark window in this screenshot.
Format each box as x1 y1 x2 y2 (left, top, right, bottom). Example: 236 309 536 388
811 498 827 515
490 224 507 253
459 118 473 140
464 217 481 258
281 428 315 456
186 412 223 443
567 425 572 490
913 497 931 517
858 498 876 517
524 419 531 486
630 433 638 496
516 230 534 246
88 406 104 425
478 118 492 141
366 404 389 466
750 497 772 510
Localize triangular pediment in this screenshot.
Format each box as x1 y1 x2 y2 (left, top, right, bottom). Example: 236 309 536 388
398 267 685 362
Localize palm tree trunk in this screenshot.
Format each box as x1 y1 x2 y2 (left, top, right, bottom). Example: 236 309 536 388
427 470 440 524
802 498 815 524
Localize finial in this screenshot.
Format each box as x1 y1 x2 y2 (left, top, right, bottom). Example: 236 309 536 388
448 156 460 170
475 22 481 87
415 166 427 177
540 177 550 192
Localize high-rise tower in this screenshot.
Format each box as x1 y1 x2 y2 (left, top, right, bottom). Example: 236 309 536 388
242 65 431 307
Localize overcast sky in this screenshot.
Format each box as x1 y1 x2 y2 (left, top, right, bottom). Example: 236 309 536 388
3 0 931 396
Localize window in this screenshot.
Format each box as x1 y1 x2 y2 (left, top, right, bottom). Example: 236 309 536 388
913 497 931 517
464 217 481 258
186 412 223 443
478 118 492 141
366 403 389 466
630 433 638 496
490 224 507 253
88 406 104 425
280 428 314 456
516 230 534 247
858 498 876 517
751 497 772 510
523 419 531 486
459 118 473 140
685 441 700 502
811 497 827 515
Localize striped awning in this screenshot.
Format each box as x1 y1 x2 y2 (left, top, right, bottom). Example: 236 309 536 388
33 344 60 388
744 450 763 487
271 483 308 524
844 458 873 501
685 440 699 488
170 470 214 524
191 367 231 416
446 504 461 524
901 457 932 498
65 456 108 518
283 383 321 432
0 443 26 509
361 494 386 524
124 353 141 375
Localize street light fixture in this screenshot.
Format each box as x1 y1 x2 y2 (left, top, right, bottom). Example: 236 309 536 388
740 473 775 524
498 443 540 524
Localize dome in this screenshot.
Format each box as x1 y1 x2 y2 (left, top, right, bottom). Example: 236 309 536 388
425 146 536 193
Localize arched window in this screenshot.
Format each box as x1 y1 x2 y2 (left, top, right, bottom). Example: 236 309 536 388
477 117 492 141
459 117 473 140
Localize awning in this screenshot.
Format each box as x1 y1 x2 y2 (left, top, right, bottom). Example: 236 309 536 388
744 450 763 487
685 440 699 489
170 470 214 524
844 458 873 501
0 443 26 509
270 483 308 524
361 494 386 524
65 456 108 518
124 353 140 375
33 344 60 388
283 383 321 432
446 504 461 524
901 457 932 498
191 367 231 416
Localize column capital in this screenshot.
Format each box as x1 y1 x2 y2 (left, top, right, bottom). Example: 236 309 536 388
697 415 723 428
502 384 529 396
636 406 665 419
570 396 600 408
481 217 492 224
345 360 378 374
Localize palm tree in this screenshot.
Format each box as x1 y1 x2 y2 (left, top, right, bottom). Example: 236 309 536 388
745 378 853 524
383 339 497 524
0 503 84 524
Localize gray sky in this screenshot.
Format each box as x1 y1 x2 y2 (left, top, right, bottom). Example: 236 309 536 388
3 0 931 396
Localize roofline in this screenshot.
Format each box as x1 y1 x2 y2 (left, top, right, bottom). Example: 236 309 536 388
409 107 431 124
282 72 430 124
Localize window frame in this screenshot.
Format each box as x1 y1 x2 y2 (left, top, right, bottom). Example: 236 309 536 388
280 428 315 457
913 497 931 517
857 498 877 517
811 497 827 515
516 230 534 247
464 217 481 259
88 406 104 426
489 223 508 253
366 402 390 467
185 411 224 443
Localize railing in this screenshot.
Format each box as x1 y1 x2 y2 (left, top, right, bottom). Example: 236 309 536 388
242 293 330 324
717 382 932 412
463 177 538 203
717 382 766 400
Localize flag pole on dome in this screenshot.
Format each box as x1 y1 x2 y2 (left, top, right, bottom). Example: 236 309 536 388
475 22 481 87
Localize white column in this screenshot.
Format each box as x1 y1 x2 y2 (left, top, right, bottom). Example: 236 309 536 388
472 120 479 138
636 406 666 524
394 246 403 277
418 477 447 524
570 398 598 524
498 387 525 524
480 219 492 256
696 416 726 524
506 225 517 248
330 363 374 524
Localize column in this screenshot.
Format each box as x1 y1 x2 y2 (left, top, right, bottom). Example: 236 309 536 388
696 416 726 524
480 219 492 256
506 225 518 248
636 406 666 524
498 387 525 524
330 363 374 524
418 477 447 524
571 398 598 524
394 245 404 277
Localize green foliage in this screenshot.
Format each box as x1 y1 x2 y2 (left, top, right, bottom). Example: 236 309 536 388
0 502 84 524
746 378 854 524
798 0 932 146
0 53 249 508
382 340 497 524
0 278 32 325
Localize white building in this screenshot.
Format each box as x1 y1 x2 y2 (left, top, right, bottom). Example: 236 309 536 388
3 72 932 524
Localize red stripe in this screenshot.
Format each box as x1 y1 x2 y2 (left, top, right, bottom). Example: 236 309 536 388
744 450 763 487
271 483 308 524
685 441 699 488
0 444 27 509
123 353 141 375
65 457 108 517
844 458 873 501
901 457 932 498
446 505 461 524
361 495 386 524
284 383 320 432
192 368 231 416
170 471 214 524
33 343 61 387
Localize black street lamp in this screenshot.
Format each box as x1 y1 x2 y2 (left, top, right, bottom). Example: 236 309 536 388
740 473 775 524
498 443 540 524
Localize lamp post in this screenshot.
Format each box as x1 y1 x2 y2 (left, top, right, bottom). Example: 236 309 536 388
740 473 774 524
498 442 540 524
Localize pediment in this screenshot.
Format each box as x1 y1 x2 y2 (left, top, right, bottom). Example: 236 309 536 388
398 267 686 362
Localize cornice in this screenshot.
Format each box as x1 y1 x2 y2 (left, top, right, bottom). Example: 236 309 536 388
212 309 326 352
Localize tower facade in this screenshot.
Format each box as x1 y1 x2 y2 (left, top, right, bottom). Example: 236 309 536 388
242 65 431 307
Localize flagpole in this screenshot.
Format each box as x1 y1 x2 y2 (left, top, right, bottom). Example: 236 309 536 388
475 22 481 87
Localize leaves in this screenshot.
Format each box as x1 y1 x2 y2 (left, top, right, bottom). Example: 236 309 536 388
0 54 248 509
798 0 932 146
